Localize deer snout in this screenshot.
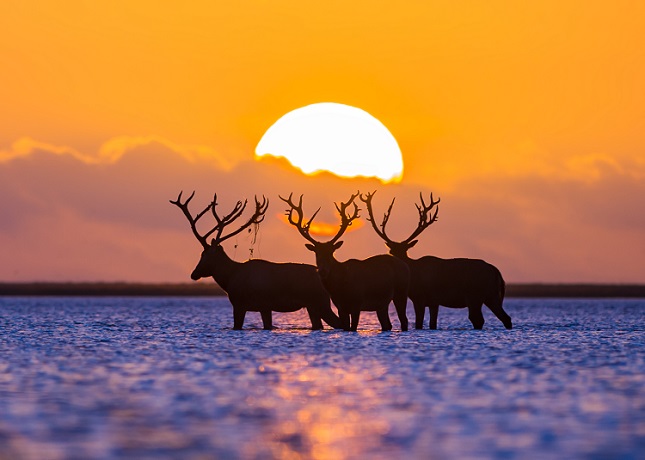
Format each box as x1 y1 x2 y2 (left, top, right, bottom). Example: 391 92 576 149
190 270 202 281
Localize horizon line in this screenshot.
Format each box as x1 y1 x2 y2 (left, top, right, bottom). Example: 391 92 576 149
1 282 644 298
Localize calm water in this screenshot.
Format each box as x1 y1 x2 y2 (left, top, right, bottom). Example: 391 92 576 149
0 297 643 459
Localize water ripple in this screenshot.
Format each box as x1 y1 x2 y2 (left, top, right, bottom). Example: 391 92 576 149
0 297 643 459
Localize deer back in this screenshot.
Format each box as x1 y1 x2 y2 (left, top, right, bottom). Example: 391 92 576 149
409 255 504 306
321 253 409 305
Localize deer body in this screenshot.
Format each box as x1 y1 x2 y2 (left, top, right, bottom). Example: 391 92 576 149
361 191 512 330
171 191 342 331
191 245 341 330
316 252 410 332
397 252 510 330
282 193 410 332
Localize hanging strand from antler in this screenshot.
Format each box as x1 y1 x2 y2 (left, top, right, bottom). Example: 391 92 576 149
248 221 261 259
170 191 268 250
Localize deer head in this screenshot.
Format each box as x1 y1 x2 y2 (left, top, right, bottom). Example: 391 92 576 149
280 192 360 278
170 191 268 279
360 190 439 258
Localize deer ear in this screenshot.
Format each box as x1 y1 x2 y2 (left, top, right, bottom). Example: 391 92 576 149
333 241 344 250
210 238 217 247
409 240 418 248
305 243 316 251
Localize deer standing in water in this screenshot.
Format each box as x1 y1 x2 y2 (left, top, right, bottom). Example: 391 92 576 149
170 191 343 330
361 191 512 330
280 192 410 332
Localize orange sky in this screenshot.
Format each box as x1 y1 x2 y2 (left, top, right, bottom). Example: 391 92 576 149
1 1 644 282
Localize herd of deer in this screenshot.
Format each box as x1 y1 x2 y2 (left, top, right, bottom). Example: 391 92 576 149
170 191 513 332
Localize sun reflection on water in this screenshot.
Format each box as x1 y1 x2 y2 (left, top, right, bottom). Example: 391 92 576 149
247 354 401 459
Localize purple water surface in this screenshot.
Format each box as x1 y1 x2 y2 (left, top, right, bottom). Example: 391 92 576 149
0 297 643 459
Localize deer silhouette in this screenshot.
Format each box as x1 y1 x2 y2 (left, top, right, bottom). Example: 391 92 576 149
281 192 409 332
361 191 512 330
170 191 343 330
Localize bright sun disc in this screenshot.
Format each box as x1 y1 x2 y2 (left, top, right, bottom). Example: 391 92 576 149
255 103 403 182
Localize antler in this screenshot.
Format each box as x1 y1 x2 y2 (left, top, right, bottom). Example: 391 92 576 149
170 191 268 247
214 194 269 244
280 192 361 244
331 192 361 244
169 191 212 248
360 191 440 245
279 193 320 244
209 193 247 242
402 192 440 244
360 190 396 244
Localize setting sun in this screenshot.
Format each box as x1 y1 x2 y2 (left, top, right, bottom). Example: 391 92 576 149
255 103 403 183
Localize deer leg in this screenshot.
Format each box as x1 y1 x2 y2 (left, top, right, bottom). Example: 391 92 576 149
414 302 425 329
307 307 324 330
339 309 351 331
429 304 439 330
260 309 273 330
233 307 246 330
393 298 408 331
350 311 361 331
376 307 393 331
486 302 513 330
468 304 485 330
319 300 343 329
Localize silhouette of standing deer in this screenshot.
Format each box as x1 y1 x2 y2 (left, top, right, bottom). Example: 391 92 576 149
361 191 512 330
280 192 409 332
170 191 343 330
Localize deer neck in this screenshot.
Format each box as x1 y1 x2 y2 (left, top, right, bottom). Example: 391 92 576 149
208 246 241 291
390 248 412 262
317 255 343 287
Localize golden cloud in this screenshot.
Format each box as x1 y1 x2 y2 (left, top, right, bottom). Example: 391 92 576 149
453 140 645 186
0 136 234 171
0 138 92 164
